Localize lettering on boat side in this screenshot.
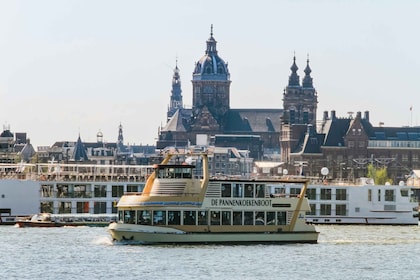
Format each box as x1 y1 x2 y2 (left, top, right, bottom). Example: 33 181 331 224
211 199 272 207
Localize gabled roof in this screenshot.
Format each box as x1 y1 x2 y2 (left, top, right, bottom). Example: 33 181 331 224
225 109 282 133
161 108 191 132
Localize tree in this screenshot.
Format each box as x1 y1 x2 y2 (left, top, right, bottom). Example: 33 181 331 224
367 164 392 185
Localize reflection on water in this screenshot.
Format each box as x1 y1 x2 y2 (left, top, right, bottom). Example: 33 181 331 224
1 224 419 280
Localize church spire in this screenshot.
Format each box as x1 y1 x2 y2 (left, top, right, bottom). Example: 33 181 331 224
302 54 313 88
167 59 183 120
288 54 300 87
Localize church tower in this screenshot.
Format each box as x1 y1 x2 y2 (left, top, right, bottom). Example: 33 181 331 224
167 60 183 121
282 55 317 126
280 55 318 164
191 25 231 129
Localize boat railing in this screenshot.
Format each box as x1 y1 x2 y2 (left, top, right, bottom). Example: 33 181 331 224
0 162 154 182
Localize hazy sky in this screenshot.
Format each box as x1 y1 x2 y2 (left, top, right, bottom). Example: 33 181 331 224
1 0 419 148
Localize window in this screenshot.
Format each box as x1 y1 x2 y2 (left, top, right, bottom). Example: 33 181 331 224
76 202 89 213
112 185 124 197
93 202 107 214
308 204 316 215
368 189 372 201
183 211 196 225
244 211 253 225
336 189 347 200
127 185 139 193
335 204 347 216
378 189 381 201
320 204 331 215
266 212 275 225
255 212 265 225
221 183 231 197
244 184 254 197
210 211 220 225
233 183 243 197
222 211 231 225
168 211 181 225
277 211 287 225
94 185 107 198
198 211 208 225
153 210 166 225
123 210 135 224
233 211 242 225
385 189 395 202
256 184 265 198
306 188 316 200
58 202 71 214
320 189 332 200
138 210 152 225
290 187 301 197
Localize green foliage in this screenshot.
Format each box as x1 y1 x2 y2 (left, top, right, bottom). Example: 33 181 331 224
366 163 392 185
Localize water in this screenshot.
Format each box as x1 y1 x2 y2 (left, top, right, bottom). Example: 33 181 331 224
1 224 419 280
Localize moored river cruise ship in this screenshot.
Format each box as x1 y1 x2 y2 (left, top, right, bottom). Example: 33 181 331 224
108 153 319 244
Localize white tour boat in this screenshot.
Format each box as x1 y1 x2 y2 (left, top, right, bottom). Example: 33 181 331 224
108 152 319 244
304 180 419 225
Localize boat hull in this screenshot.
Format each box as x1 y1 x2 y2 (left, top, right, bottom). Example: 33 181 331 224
108 223 319 244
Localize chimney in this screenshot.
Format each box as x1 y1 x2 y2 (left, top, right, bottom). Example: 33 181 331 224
356 111 362 119
364 111 369 121
331 110 336 120
323 111 329 121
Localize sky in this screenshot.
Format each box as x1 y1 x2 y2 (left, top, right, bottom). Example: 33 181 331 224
1 0 419 149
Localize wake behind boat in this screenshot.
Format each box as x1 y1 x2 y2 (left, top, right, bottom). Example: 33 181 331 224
108 152 319 244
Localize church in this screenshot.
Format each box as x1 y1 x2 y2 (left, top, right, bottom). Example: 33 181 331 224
156 26 317 160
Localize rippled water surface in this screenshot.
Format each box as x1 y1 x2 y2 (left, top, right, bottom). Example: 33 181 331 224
1 224 419 280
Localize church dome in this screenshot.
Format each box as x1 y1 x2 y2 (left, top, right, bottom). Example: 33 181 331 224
193 26 230 81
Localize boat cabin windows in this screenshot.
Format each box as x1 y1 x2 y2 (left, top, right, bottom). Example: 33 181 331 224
400 189 409 197
335 204 347 216
183 211 196 225
40 201 53 213
94 185 107 198
124 210 136 224
255 212 265 225
211 211 221 225
118 209 293 227
266 211 275 225
336 189 347 201
41 184 54 197
385 189 395 202
320 204 331 215
256 184 265 198
94 202 107 214
138 210 151 225
244 184 254 197
112 185 124 197
58 201 72 214
320 189 332 200
220 183 266 198
156 166 193 179
277 211 287 225
221 184 231 197
153 210 166 225
244 211 253 225
233 184 243 197
168 211 181 225
306 188 316 200
233 211 242 225
289 187 301 197
76 202 89 213
198 211 208 225
222 211 231 225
